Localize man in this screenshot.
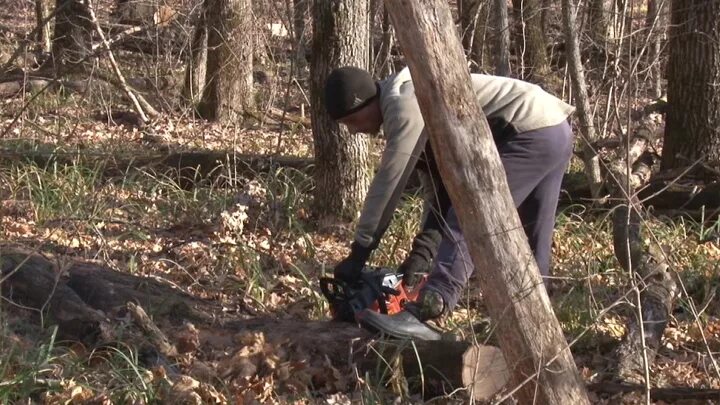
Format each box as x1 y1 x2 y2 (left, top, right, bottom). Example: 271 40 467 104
324 66 574 340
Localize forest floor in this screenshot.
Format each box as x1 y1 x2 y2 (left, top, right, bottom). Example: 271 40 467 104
2 1 720 404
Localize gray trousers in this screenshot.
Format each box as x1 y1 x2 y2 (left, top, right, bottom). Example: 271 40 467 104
424 121 574 311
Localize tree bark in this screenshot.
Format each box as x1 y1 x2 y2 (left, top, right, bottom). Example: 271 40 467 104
182 5 208 105
198 0 255 121
512 0 551 81
662 0 720 171
493 0 512 77
35 0 53 53
50 0 92 72
384 1 590 403
562 0 604 200
310 0 371 224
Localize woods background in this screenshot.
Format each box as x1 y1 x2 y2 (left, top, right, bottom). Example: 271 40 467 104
0 0 719 403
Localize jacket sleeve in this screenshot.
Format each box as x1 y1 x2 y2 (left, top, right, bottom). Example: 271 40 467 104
354 95 427 249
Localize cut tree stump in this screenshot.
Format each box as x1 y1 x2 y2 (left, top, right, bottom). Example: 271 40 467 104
0 249 509 401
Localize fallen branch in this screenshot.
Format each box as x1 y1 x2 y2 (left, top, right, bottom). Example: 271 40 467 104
127 302 179 357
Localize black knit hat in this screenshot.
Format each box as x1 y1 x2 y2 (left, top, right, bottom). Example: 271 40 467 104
324 67 378 120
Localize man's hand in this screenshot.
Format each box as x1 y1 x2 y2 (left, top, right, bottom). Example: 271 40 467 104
398 252 432 287
333 256 364 284
333 242 373 285
400 228 442 287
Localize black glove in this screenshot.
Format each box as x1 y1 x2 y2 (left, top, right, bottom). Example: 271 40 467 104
399 228 442 287
333 242 373 285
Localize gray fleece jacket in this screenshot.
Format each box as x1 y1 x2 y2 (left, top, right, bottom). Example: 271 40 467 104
353 68 575 251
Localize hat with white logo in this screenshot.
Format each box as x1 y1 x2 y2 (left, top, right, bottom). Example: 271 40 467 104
324 67 378 120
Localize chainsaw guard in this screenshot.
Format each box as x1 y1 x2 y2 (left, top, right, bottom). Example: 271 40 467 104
356 309 443 341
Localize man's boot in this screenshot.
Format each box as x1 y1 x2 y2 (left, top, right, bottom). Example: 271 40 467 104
357 289 446 340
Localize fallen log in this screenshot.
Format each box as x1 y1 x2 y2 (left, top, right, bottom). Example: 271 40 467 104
588 382 720 401
604 134 678 384
0 251 110 344
0 249 509 401
65 260 217 324
0 148 313 185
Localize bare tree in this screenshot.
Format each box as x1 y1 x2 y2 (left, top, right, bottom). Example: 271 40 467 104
35 0 53 53
512 0 550 81
51 0 92 72
663 0 720 170
646 0 666 99
562 0 603 199
293 0 308 67
384 0 591 403
198 0 255 121
493 0 511 76
310 0 371 223
458 0 488 72
182 5 208 105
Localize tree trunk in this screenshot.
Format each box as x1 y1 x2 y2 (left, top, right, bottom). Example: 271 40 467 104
293 0 308 68
458 0 489 72
512 0 550 81
646 0 666 99
310 0 371 224
374 4 394 77
198 0 254 121
587 0 615 51
562 0 604 199
35 0 53 53
182 6 208 105
493 0 512 76
383 1 590 403
662 0 720 171
51 0 92 72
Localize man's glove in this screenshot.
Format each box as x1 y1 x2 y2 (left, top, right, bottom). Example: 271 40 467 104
400 228 442 287
333 242 373 285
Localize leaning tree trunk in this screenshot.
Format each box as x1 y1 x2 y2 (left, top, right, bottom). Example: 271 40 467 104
458 0 489 72
50 0 92 73
493 0 512 76
384 1 591 403
35 0 53 54
198 0 254 121
562 0 604 200
182 5 208 105
662 0 720 171
512 0 550 81
310 0 371 224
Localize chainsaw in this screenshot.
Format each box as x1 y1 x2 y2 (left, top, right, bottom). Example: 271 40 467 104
319 266 425 323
